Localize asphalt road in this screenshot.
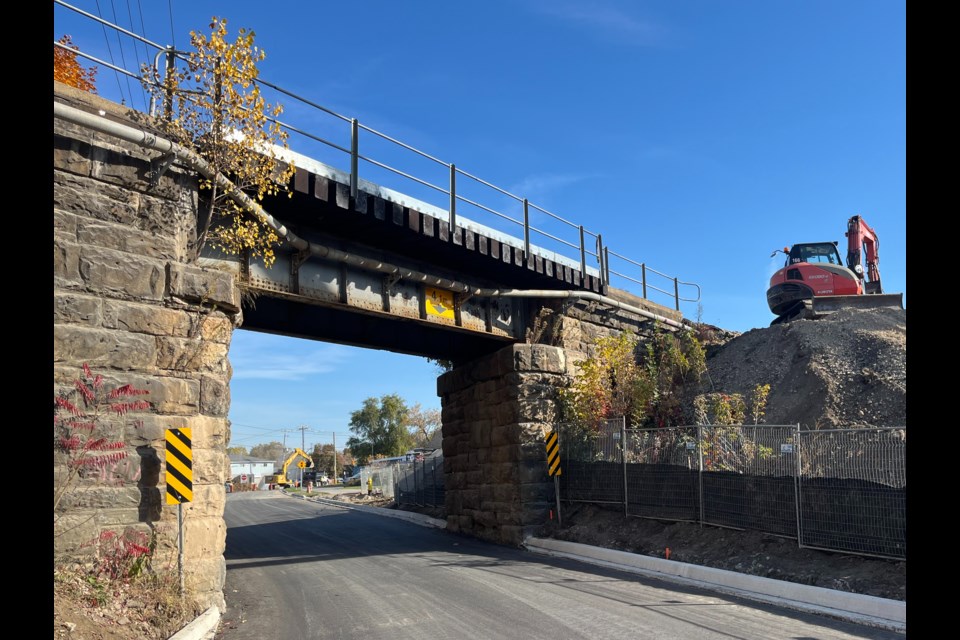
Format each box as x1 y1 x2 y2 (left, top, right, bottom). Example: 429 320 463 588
214 492 901 640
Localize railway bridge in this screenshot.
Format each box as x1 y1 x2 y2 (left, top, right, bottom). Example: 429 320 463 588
54 81 696 610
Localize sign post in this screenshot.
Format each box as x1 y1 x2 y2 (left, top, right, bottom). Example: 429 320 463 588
165 428 193 595
545 429 562 527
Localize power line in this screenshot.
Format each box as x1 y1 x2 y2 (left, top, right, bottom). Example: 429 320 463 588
167 0 176 49
125 0 149 110
107 0 137 109
94 0 127 104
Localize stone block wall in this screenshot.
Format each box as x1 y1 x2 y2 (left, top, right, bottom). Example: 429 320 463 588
438 344 573 546
53 83 237 610
439 293 685 547
526 295 683 360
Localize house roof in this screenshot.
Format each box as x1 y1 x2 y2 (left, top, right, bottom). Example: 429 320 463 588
229 454 276 464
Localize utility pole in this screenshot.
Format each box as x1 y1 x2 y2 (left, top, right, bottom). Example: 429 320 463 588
297 425 310 485
332 432 337 484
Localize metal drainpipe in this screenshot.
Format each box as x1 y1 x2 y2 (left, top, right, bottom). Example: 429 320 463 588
54 100 691 332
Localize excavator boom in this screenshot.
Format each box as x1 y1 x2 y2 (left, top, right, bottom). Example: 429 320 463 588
266 447 313 487
845 215 883 294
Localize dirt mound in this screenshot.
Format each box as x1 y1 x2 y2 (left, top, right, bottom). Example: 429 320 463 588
693 307 906 429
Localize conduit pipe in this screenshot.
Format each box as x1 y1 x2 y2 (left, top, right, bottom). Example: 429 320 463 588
54 100 689 332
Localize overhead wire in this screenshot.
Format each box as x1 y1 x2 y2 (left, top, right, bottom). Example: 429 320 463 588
107 0 137 109
124 0 149 111
93 0 126 104
167 0 177 49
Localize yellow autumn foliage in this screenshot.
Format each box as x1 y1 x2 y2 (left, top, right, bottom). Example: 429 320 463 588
141 17 295 267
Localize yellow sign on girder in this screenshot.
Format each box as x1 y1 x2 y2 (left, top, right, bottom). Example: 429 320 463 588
425 287 455 319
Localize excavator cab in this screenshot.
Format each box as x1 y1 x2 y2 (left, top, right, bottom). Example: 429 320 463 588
788 242 844 267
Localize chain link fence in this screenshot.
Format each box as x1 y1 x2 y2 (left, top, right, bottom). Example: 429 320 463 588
360 462 397 498
559 418 626 505
625 426 701 523
556 422 906 560
394 452 446 508
798 428 906 558
699 425 799 536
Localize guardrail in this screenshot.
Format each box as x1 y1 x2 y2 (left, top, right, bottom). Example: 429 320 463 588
54 0 701 312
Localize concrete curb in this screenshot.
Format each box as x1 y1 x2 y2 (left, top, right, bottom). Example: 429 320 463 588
168 605 220 640
295 492 448 529
523 537 905 633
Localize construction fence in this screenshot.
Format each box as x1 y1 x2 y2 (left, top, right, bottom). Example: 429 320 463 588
558 419 906 560
393 452 446 508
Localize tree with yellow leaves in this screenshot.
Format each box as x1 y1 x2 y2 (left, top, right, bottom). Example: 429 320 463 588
142 17 295 266
54 35 97 93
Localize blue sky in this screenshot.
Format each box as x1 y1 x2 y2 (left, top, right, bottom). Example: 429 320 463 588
54 1 906 452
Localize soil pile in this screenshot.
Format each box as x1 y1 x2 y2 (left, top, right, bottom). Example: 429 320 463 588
692 307 906 429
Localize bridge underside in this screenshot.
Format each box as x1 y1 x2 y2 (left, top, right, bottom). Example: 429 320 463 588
206 158 616 362
240 293 515 363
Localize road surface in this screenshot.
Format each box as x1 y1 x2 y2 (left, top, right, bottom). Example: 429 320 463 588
214 492 901 639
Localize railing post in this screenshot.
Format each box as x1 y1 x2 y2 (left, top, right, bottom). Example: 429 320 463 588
642 264 648 299
697 424 704 528
579 226 586 286
523 198 531 262
674 277 680 311
449 164 457 230
621 417 628 518
596 234 605 287
604 247 611 286
350 118 359 200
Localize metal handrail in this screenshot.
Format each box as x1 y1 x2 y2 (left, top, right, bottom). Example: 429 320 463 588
53 0 701 311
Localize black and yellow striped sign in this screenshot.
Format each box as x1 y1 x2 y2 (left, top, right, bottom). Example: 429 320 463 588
545 429 562 477
166 428 193 504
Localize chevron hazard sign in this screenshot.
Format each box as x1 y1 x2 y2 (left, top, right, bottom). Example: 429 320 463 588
166 428 193 504
545 429 561 477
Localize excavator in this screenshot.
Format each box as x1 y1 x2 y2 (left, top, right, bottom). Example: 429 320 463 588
766 214 903 324
264 447 314 488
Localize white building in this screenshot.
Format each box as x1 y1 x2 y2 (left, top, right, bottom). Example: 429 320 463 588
228 454 275 487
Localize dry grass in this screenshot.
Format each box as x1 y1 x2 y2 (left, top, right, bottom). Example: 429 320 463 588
53 559 203 640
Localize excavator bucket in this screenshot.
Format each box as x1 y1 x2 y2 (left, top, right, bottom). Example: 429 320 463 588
771 292 904 324
808 292 904 315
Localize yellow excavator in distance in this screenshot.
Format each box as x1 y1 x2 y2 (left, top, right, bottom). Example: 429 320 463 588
265 448 313 488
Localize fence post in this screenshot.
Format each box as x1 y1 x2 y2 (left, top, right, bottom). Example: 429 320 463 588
621 417 628 517
697 424 705 528
412 459 417 506
794 423 803 548
674 277 680 311
642 263 647 299
350 118 359 200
